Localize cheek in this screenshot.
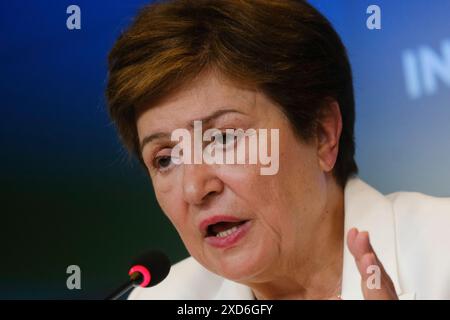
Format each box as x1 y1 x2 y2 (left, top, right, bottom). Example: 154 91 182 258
216 166 288 239
152 175 186 230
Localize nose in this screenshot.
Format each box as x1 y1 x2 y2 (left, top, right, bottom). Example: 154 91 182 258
182 163 224 206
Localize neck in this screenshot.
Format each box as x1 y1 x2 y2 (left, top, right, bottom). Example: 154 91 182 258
249 176 345 300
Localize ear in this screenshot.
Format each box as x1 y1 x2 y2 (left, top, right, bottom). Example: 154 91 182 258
316 100 343 173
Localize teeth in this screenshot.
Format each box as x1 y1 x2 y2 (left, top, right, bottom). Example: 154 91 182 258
216 226 238 238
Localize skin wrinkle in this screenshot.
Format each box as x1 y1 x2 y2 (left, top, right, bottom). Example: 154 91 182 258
136 70 345 299
106 0 404 299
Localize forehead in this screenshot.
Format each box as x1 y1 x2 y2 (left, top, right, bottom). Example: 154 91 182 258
136 72 260 136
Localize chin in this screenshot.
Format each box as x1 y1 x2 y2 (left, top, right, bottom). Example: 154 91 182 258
212 245 277 283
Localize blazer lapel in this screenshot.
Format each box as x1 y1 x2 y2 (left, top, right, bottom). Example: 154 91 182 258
214 177 415 300
341 177 414 300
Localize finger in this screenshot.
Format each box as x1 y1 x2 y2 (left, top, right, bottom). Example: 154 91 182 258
346 229 398 300
347 228 371 259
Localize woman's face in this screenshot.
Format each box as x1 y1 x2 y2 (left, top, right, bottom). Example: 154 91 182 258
137 71 332 283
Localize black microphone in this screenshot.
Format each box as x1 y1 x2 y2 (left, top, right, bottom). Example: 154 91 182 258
106 250 171 300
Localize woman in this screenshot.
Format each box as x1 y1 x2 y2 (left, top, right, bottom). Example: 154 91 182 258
106 0 450 299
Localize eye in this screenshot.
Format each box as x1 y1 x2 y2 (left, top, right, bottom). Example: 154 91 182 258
214 131 238 148
151 149 177 173
154 156 172 170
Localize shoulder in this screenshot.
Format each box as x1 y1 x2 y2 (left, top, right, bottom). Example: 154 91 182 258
386 190 450 298
386 190 450 251
386 190 450 232
128 256 225 300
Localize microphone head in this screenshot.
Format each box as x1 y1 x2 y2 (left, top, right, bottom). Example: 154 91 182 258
130 250 171 288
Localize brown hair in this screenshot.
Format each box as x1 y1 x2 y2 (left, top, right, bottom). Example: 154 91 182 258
106 0 358 187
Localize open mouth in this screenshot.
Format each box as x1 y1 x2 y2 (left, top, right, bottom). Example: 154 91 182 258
206 220 249 238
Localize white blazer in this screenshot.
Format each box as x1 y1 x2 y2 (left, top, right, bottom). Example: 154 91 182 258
129 177 450 300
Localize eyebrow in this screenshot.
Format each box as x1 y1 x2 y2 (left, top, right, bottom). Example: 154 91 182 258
139 108 245 152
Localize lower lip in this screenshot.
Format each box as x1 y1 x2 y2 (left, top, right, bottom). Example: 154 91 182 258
204 220 252 249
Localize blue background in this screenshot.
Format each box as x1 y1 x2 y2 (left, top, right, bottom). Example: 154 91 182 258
1 0 449 299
